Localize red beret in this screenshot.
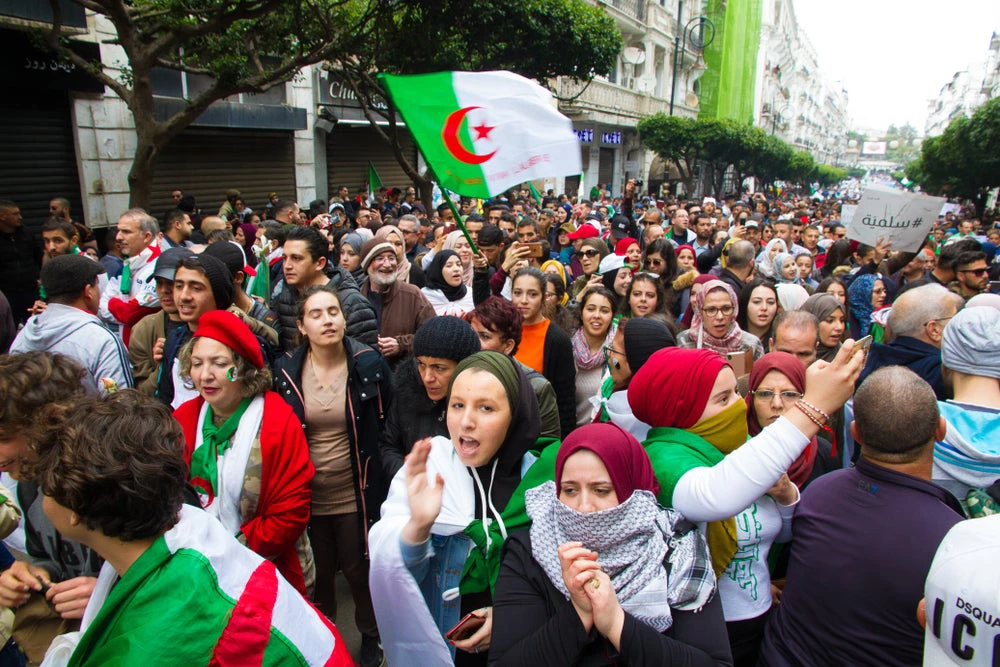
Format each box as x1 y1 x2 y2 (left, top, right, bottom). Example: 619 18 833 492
627 347 729 429
192 310 264 369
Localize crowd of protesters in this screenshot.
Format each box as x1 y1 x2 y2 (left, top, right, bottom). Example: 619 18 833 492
0 177 997 667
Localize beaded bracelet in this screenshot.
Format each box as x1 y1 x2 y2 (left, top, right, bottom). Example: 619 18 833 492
797 399 831 423
794 401 825 428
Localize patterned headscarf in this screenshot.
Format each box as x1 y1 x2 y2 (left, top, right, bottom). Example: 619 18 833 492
848 273 880 338
374 225 412 284
526 423 715 632
691 280 744 355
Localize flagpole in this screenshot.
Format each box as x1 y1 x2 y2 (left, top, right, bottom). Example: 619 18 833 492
442 188 479 255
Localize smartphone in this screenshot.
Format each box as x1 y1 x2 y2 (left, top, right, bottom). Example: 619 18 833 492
524 242 544 259
445 611 485 641
853 335 874 358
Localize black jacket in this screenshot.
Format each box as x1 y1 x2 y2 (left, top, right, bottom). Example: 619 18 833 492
490 530 733 666
273 265 378 351
540 322 576 439
273 337 392 531
377 357 450 480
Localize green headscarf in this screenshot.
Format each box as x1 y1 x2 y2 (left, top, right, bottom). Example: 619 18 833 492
450 350 521 416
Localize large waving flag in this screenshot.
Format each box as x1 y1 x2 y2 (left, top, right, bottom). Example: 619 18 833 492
43 505 353 667
381 71 582 199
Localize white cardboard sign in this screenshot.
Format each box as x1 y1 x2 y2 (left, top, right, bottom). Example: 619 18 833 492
846 186 944 253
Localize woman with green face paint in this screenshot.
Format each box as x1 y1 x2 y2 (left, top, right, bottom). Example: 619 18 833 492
627 345 864 667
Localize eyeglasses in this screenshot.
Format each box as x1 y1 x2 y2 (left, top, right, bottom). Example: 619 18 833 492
544 292 558 300
576 250 600 259
752 390 803 403
959 267 988 277
702 305 735 318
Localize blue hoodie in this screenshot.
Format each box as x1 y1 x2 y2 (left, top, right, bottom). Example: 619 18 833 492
857 336 945 399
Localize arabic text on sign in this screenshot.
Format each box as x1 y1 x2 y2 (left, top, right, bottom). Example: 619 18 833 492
575 129 594 143
601 131 622 145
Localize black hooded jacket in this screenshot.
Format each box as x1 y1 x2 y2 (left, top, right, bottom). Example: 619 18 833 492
377 357 450 480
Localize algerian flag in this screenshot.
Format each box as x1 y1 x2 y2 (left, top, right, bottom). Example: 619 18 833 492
528 181 543 205
246 245 271 305
45 505 353 667
381 71 582 199
368 160 382 200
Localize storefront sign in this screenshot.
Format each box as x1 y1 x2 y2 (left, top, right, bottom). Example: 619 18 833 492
601 131 622 145
1 30 102 93
575 128 594 143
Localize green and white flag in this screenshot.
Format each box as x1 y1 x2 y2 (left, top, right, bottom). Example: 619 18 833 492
43 506 353 667
381 71 582 199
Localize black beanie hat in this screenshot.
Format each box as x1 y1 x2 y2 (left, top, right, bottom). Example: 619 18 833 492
188 254 235 311
623 318 675 373
413 316 481 362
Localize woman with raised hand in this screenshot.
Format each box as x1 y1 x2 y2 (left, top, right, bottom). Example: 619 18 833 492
678 280 764 360
626 343 864 665
491 423 731 666
368 351 556 666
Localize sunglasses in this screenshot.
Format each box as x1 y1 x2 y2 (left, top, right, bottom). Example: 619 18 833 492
959 268 988 277
576 250 600 259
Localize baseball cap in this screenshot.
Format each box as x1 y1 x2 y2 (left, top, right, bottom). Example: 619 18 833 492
567 224 599 240
41 254 106 299
744 220 760 229
204 241 256 279
598 253 627 276
922 514 1000 665
153 247 195 281
558 222 576 236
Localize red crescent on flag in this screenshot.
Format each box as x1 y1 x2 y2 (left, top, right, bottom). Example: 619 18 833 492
189 476 215 507
442 106 497 165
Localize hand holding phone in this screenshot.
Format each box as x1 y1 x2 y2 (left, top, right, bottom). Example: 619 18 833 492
446 611 486 641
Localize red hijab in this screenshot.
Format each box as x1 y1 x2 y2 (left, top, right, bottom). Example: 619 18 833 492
556 423 659 500
745 352 818 489
615 237 639 256
628 347 729 430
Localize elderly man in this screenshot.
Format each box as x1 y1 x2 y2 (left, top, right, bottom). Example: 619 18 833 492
358 237 434 363
99 209 165 341
770 310 819 367
931 306 1000 512
857 283 963 400
759 367 965 667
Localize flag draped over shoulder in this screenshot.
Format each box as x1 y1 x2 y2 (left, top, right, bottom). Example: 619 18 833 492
246 246 271 305
381 71 582 199
43 505 352 667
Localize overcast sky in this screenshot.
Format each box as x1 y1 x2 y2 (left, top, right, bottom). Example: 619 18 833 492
793 0 1000 135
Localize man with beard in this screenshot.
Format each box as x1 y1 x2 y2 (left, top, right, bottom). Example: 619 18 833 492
358 238 434 364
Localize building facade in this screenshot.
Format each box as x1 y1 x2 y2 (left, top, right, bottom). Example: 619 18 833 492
555 0 709 198
753 0 851 166
925 28 1000 138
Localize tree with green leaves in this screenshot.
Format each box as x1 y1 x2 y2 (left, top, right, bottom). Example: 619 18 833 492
636 114 704 197
329 0 622 208
907 97 1000 215
41 0 376 209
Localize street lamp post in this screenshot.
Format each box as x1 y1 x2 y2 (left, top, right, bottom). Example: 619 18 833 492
669 0 715 116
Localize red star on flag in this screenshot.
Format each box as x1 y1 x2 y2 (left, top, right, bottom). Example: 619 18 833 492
472 122 495 141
